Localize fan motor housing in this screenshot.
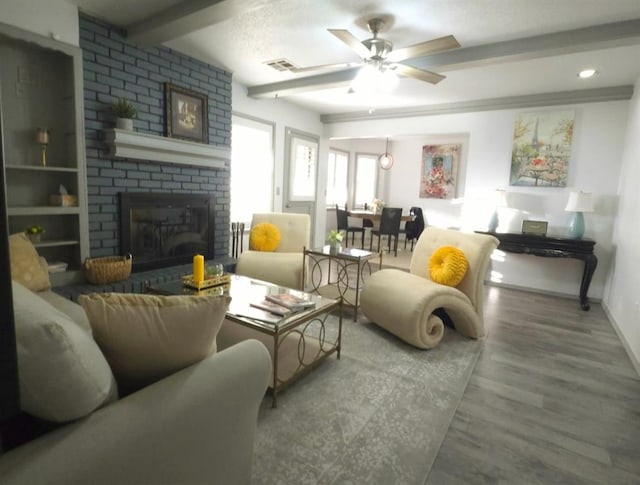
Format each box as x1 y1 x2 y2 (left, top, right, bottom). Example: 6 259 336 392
363 38 393 60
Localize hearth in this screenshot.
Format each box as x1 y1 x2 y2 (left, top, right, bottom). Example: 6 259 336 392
119 192 215 272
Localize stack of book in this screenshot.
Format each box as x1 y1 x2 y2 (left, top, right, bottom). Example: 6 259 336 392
249 293 316 317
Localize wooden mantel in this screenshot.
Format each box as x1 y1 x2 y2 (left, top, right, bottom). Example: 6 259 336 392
105 129 230 168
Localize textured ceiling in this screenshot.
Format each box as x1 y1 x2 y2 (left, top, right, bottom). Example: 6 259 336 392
71 0 640 115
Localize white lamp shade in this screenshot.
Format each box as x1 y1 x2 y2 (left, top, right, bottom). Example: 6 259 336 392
565 191 594 212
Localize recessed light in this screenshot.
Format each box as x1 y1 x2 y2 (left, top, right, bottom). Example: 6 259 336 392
578 69 598 79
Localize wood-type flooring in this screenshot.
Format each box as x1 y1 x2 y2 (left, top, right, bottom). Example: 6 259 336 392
427 285 640 484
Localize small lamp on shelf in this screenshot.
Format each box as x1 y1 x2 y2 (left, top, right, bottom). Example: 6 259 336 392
565 190 594 239
36 128 49 167
487 189 508 232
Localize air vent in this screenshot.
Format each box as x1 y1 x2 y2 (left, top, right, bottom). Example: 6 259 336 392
264 59 298 72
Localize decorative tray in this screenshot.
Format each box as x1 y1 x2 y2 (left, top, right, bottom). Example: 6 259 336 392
183 273 231 290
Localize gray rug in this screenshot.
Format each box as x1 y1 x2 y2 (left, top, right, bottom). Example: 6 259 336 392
251 314 482 484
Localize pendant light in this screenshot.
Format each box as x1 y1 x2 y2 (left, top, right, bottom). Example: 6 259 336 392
378 137 394 170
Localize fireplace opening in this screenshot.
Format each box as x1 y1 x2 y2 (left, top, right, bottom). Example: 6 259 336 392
119 192 215 272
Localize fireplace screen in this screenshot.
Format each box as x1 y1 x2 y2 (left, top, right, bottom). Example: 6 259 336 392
120 193 215 271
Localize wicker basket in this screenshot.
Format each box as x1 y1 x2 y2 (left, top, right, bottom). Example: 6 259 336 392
84 254 132 285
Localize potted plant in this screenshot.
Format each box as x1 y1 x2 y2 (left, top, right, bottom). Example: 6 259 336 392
111 98 138 130
327 229 344 254
25 225 45 244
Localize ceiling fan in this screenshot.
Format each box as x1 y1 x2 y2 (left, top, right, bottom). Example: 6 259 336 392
291 17 460 90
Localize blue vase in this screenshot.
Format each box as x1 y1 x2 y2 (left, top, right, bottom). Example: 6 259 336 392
487 210 499 232
568 212 585 239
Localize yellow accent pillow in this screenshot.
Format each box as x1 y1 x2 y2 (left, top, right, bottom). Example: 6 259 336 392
250 222 281 251
9 232 51 291
428 246 468 287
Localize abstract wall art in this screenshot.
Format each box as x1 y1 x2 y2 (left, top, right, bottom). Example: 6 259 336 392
420 144 460 199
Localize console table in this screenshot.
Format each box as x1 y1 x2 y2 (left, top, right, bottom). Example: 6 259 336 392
477 232 597 311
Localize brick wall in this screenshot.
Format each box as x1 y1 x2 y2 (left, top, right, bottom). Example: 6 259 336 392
79 13 231 261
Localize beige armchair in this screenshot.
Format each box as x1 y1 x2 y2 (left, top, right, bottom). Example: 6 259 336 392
361 227 499 349
235 212 310 290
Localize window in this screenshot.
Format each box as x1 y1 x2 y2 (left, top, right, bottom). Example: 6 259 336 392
354 153 378 207
288 135 317 201
326 148 348 207
230 115 274 223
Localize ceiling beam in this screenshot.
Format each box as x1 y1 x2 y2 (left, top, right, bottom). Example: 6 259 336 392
127 0 267 46
247 68 361 98
247 19 640 99
320 86 634 124
409 18 640 72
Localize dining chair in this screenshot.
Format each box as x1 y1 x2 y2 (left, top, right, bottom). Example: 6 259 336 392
370 207 402 256
404 206 426 251
336 205 365 248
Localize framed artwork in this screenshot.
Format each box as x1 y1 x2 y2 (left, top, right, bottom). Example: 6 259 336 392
510 110 574 187
521 220 548 236
164 83 208 143
420 144 460 199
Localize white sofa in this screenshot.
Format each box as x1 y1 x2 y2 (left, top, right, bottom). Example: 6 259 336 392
235 212 310 290
0 287 271 485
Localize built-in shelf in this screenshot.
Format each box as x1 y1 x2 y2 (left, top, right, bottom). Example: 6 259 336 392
5 164 78 173
33 239 80 248
105 129 230 168
8 206 80 216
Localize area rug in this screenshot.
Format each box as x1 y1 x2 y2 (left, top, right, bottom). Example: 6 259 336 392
251 314 483 484
379 247 413 271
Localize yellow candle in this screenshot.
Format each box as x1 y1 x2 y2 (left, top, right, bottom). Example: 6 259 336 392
193 254 204 283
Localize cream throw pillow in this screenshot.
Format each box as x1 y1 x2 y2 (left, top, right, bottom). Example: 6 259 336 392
12 281 117 422
79 293 231 393
9 233 50 291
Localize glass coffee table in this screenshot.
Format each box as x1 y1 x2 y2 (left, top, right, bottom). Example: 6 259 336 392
147 274 342 407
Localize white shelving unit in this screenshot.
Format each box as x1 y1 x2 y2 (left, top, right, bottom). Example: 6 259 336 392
1 25 89 271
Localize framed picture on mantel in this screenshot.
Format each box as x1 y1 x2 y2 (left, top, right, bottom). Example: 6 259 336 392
164 83 208 143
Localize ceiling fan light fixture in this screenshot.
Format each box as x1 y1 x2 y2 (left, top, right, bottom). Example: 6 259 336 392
350 64 378 94
350 63 399 94
381 68 399 91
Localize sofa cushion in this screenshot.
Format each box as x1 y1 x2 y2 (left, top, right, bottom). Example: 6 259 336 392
12 281 118 422
79 293 231 393
249 222 281 251
9 233 50 291
428 246 468 287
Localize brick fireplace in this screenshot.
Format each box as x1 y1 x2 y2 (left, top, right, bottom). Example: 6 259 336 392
79 14 231 262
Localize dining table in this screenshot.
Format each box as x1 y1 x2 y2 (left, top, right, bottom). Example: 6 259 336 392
347 209 414 222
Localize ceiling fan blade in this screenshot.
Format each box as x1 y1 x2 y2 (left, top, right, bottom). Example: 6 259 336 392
393 64 446 84
328 29 372 59
386 35 460 63
290 61 361 74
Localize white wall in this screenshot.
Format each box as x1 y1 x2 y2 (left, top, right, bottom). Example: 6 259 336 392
324 101 629 301
603 77 640 370
0 0 79 46
231 82 325 245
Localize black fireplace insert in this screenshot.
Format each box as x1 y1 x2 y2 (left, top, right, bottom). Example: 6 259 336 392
120 192 215 272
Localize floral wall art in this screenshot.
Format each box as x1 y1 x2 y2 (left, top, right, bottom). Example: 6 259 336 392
420 144 460 199
509 110 574 187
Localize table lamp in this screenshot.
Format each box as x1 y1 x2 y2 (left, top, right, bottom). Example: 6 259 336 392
36 128 49 166
565 190 594 239
487 189 508 232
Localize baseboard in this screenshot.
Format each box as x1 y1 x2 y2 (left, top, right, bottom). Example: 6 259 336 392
484 280 602 303
601 301 640 377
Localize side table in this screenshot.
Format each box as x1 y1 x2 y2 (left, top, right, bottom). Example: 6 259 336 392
303 246 382 321
477 231 597 311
